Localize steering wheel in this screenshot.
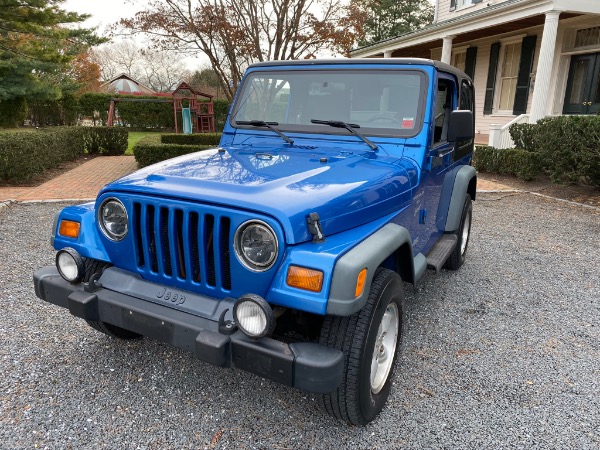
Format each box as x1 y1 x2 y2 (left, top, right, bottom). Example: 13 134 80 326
368 115 402 125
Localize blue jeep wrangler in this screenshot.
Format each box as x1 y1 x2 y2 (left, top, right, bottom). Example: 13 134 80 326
34 58 476 425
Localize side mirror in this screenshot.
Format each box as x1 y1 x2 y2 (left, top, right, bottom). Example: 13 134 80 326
447 110 474 142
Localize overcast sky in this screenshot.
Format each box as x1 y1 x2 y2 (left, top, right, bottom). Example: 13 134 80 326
63 0 208 69
63 0 141 34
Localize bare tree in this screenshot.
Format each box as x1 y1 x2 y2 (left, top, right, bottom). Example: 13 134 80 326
117 0 366 101
91 40 192 92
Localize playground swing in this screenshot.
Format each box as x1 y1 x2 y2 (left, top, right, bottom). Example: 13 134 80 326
107 82 215 134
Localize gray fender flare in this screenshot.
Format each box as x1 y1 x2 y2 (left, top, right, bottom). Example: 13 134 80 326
445 165 476 232
327 223 419 316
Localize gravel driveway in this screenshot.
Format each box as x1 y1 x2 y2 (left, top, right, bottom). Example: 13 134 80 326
1 193 598 449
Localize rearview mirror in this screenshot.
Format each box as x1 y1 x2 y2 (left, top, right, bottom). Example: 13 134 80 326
447 110 474 142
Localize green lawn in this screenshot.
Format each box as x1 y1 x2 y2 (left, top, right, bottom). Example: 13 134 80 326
127 131 157 155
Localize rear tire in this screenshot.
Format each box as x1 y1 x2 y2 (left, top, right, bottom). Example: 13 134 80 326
444 196 472 270
82 258 142 340
318 268 403 425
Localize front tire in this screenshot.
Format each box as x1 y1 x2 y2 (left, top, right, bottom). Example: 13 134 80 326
319 268 403 425
82 258 142 340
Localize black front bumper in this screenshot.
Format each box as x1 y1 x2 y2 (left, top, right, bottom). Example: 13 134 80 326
33 267 344 394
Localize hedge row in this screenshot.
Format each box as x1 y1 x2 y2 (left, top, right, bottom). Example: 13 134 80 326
133 134 213 168
0 128 86 182
473 146 542 181
0 127 128 182
0 94 231 131
160 133 222 146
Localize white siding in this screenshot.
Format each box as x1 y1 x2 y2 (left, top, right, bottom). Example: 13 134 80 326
437 0 514 24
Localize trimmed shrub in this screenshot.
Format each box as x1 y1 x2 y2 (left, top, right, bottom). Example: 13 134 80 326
0 127 86 182
508 123 538 152
160 133 222 146
534 116 600 187
473 146 542 181
133 134 213 168
83 127 128 155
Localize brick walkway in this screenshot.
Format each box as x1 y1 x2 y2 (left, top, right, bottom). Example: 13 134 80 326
0 155 515 203
0 156 138 202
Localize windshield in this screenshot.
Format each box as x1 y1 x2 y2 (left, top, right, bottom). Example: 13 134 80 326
231 69 427 138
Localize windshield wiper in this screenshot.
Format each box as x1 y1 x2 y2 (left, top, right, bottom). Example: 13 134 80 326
235 120 294 145
310 119 378 151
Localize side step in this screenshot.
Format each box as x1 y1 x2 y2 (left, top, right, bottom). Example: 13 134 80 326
426 234 458 273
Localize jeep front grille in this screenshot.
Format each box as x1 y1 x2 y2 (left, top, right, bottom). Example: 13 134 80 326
132 202 232 291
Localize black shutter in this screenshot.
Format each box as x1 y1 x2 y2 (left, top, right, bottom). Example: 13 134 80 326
512 35 537 115
484 42 500 115
450 0 456 11
464 47 478 80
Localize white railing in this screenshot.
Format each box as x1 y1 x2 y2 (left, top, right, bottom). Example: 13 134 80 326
488 114 530 148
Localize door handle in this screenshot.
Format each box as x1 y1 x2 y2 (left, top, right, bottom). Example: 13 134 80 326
435 148 454 158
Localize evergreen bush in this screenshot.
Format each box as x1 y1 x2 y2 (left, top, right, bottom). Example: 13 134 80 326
160 133 222 146
83 127 128 155
133 134 212 168
508 123 538 152
473 146 542 181
534 116 600 187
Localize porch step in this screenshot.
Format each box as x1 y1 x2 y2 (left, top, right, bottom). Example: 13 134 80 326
426 234 458 273
475 134 489 145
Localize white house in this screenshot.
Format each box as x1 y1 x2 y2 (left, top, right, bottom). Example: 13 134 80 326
350 0 600 147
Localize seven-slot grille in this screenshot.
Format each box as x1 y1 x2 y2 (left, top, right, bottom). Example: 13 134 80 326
132 202 232 291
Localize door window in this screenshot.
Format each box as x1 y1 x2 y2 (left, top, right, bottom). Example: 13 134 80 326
563 52 600 115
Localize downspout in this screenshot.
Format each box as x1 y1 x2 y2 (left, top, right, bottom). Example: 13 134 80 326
433 0 439 24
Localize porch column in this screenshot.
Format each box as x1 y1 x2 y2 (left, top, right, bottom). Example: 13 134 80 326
441 36 455 64
529 10 561 123
384 50 393 58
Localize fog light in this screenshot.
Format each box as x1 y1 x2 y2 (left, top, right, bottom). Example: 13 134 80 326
56 247 85 283
233 294 275 338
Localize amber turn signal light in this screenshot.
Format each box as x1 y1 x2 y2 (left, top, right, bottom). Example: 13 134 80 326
355 268 368 298
58 220 80 238
286 266 323 292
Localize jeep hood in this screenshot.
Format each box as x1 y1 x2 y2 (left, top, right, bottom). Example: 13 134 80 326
103 145 417 244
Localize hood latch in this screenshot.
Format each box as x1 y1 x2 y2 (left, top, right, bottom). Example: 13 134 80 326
307 212 325 243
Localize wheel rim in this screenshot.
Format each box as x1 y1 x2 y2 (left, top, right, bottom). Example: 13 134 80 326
370 302 399 394
460 209 471 255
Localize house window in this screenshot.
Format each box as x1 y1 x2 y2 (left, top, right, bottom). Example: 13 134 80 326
457 0 473 7
575 26 600 49
497 41 522 112
452 51 467 72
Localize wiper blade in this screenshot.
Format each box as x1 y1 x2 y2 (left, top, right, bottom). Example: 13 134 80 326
310 119 378 151
235 120 294 145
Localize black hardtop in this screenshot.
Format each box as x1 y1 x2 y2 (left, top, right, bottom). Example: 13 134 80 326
248 57 472 84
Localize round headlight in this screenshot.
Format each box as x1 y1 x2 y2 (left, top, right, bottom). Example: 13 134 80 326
56 247 85 283
99 198 128 241
233 294 275 338
234 220 278 271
